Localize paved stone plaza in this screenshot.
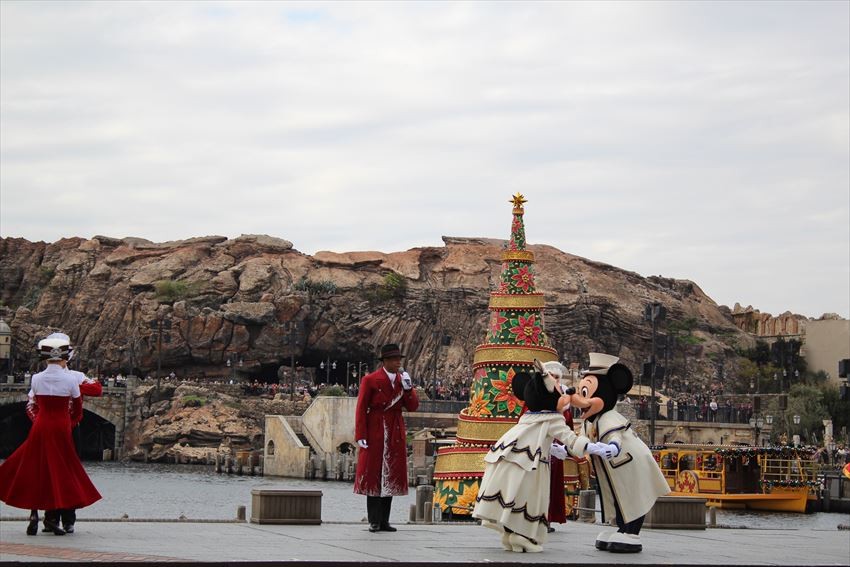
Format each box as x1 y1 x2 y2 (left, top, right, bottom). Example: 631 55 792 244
1 519 848 565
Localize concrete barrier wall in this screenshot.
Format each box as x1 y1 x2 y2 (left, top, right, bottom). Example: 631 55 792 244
263 415 310 478
301 396 357 455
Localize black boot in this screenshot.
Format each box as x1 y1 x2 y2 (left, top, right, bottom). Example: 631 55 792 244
379 496 396 531
26 511 38 536
43 511 66 536
60 509 76 533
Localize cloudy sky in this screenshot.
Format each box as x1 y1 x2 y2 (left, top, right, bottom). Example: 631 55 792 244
1 1 848 319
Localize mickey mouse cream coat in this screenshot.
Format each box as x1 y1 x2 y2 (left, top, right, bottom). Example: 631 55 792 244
581 409 669 524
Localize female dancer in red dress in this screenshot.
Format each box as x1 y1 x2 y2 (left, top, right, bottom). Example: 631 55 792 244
0 335 101 535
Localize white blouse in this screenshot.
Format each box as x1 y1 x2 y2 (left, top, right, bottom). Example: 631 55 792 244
29 364 81 398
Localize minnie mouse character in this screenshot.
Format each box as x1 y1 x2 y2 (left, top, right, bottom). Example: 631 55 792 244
472 359 592 553
570 353 670 553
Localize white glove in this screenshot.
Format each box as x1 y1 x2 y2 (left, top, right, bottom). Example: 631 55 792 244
587 442 620 459
549 442 568 460
357 439 368 449
400 371 412 390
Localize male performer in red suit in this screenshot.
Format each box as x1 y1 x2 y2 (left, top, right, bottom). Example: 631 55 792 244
354 343 419 532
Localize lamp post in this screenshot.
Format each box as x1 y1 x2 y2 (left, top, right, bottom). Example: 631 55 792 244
644 302 666 446
359 362 368 379
226 354 243 383
149 316 172 393
765 414 774 445
749 415 765 446
793 414 801 446
118 345 126 377
284 321 304 400
0 319 11 378
319 358 337 384
349 365 357 395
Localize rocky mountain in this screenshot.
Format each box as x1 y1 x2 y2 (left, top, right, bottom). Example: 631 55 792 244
1 233 756 386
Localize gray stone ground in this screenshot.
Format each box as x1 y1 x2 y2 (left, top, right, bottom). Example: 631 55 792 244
0 519 848 565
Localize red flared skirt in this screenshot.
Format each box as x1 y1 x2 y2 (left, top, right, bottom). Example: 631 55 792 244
0 395 101 510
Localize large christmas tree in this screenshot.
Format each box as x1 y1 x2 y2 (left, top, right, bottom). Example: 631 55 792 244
434 193 558 516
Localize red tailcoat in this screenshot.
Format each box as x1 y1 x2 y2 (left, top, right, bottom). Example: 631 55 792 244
353 368 419 496
548 409 574 524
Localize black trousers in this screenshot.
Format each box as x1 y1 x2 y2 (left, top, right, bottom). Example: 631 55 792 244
596 460 644 536
366 496 392 526
43 509 75 526
45 426 82 527
613 499 645 535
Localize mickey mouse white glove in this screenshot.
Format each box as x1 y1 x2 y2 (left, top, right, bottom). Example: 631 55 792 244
587 442 620 459
549 442 568 460
400 371 413 390
357 439 368 449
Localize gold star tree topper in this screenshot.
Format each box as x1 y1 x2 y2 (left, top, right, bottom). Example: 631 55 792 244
510 192 528 210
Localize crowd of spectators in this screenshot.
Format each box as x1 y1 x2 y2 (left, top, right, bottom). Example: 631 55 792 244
634 393 755 424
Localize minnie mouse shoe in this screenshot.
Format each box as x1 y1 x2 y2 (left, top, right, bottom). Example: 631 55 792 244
508 533 543 553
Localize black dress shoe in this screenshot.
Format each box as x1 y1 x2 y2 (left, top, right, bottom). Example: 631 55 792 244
26 512 38 536
379 524 397 532
547 526 555 533
43 519 66 536
368 523 380 532
63 524 74 534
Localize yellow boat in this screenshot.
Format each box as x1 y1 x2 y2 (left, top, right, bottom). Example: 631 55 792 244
653 444 819 513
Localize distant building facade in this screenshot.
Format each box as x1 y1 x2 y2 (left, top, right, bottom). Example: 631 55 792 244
731 305 848 384
801 319 850 382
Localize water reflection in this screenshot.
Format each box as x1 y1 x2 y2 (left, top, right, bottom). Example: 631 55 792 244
1 462 414 523
1 462 847 529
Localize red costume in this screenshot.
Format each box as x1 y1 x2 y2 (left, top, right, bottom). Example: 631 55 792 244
548 409 575 524
0 364 101 511
354 367 419 496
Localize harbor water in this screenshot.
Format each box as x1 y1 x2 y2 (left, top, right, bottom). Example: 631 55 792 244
1 461 847 529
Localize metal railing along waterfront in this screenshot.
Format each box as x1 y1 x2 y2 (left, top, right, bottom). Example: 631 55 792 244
415 400 468 414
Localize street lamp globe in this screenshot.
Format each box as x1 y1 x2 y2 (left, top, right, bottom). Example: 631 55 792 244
756 417 765 429
793 414 801 425
765 415 774 425
749 417 756 428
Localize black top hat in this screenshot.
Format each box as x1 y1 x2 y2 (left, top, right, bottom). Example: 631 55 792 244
378 343 406 360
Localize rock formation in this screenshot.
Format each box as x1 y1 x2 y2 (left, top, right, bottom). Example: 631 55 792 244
1 231 753 388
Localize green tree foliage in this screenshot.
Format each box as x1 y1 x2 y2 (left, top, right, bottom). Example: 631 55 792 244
819 382 849 436
764 381 847 444
293 276 338 295
181 394 207 407
318 385 346 397
668 317 704 346
154 279 201 303
363 272 408 303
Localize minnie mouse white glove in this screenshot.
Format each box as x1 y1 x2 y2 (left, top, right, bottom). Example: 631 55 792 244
549 442 568 460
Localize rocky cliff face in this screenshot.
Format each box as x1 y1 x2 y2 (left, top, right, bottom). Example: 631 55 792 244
122 381 311 463
1 234 754 385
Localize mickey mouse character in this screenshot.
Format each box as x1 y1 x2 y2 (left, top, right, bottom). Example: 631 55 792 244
473 359 592 553
571 353 670 553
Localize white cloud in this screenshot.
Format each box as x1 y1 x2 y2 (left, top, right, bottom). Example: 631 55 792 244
1 0 847 318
